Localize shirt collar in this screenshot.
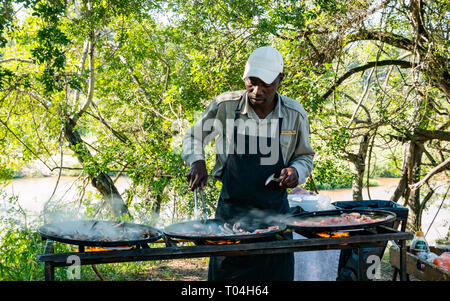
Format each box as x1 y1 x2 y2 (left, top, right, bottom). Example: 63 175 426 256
240 92 283 119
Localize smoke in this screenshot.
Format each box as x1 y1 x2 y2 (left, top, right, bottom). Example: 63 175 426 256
39 219 159 242
226 207 297 229
0 191 28 232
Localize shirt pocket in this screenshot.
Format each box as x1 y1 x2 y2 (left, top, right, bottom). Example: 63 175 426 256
280 132 294 148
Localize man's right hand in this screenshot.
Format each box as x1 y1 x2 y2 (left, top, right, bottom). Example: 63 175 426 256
187 160 208 190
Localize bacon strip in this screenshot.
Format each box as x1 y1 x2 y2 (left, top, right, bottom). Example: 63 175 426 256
292 212 386 227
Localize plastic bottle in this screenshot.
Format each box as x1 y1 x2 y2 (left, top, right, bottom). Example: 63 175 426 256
410 231 430 270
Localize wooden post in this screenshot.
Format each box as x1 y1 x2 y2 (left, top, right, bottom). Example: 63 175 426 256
357 248 364 281
399 239 407 281
44 263 55 281
44 240 55 281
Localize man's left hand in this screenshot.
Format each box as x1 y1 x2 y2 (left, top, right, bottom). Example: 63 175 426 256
278 167 299 188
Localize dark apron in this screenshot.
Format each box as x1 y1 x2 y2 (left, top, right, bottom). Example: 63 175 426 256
208 101 294 281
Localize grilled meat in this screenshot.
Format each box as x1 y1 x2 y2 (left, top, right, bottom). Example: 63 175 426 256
180 222 279 237
291 212 386 227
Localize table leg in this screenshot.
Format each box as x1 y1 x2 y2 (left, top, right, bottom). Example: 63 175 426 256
44 262 55 281
44 240 55 281
392 267 398 281
399 240 407 281
357 248 364 281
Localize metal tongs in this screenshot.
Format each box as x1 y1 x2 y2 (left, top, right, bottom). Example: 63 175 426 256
265 173 282 186
194 188 208 223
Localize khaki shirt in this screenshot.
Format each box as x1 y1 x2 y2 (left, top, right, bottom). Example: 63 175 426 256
181 90 315 184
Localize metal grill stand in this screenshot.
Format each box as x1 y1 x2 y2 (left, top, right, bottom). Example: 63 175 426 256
37 225 412 281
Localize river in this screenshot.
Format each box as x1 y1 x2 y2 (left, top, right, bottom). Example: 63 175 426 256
1 176 448 244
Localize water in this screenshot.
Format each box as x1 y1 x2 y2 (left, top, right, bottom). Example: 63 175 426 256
318 178 402 201
319 178 449 245
1 176 448 244
0 176 132 229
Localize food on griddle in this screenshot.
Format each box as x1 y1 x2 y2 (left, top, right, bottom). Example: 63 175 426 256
43 221 158 242
176 222 279 237
140 229 158 239
291 212 387 227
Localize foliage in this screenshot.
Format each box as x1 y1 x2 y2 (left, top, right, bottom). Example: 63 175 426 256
0 0 448 240
0 191 45 280
0 189 163 280
306 156 355 190
0 228 44 280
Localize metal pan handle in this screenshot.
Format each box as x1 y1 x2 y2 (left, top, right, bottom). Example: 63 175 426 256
193 188 208 222
194 188 200 220
199 188 208 221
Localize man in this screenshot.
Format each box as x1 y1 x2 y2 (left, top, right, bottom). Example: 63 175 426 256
181 46 315 281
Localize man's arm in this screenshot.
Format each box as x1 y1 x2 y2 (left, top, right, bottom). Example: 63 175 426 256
182 99 220 189
279 113 315 188
289 113 315 184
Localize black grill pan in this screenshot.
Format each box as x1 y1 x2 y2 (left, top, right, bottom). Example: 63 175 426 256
286 209 397 232
38 220 163 247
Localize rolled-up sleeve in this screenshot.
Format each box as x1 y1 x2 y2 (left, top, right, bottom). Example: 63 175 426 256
181 99 220 166
289 114 315 184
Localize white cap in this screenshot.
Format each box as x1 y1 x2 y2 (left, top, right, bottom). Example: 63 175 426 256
242 46 284 84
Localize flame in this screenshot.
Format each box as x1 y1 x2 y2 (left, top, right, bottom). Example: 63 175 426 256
204 240 241 245
77 246 134 252
316 231 350 238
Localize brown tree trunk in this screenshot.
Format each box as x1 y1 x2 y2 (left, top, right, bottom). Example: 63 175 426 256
406 142 424 231
353 160 365 201
154 193 162 217
390 137 436 232
64 117 128 217
389 140 422 229
344 133 370 200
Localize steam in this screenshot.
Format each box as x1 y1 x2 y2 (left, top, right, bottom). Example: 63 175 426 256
222 207 297 228
38 194 163 241
39 219 154 242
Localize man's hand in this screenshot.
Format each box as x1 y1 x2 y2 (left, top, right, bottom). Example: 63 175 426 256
187 160 208 190
278 167 299 188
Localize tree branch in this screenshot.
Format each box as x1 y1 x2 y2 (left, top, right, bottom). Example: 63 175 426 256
348 29 419 52
72 40 89 108
414 128 450 142
346 66 375 128
85 106 131 145
0 58 34 64
409 157 450 190
118 55 174 122
74 30 96 123
0 118 53 171
322 60 413 100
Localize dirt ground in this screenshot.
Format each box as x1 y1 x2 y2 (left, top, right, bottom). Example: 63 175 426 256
137 258 209 281
132 253 418 281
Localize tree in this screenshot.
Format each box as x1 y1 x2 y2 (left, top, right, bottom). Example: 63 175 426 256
1 0 157 218
273 0 449 229
166 0 449 230
1 0 448 232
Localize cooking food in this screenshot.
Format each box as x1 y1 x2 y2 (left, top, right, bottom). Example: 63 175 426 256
170 222 279 237
163 218 286 245
291 212 387 227
40 220 159 243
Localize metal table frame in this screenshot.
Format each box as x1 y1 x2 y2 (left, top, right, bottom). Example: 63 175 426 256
37 225 412 281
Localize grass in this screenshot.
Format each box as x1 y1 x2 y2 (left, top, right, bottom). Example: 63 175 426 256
0 226 167 281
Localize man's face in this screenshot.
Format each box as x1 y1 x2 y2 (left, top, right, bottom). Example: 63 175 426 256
244 75 284 106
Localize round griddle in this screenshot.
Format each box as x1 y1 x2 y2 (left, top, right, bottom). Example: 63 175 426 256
286 209 397 232
164 218 287 245
38 220 163 247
